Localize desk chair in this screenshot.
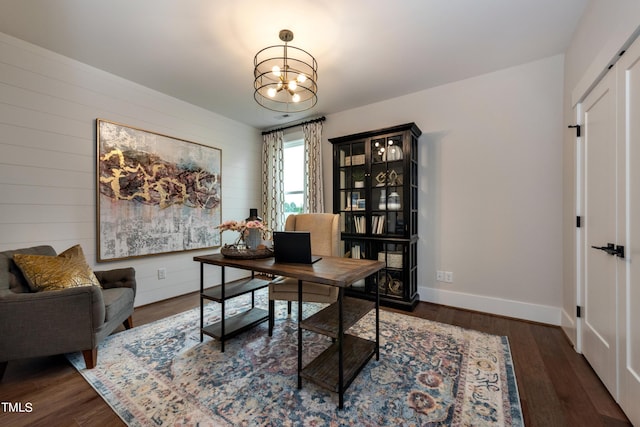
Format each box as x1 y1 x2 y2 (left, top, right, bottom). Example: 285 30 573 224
268 213 340 336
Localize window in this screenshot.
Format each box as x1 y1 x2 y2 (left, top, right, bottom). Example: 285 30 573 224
283 138 304 218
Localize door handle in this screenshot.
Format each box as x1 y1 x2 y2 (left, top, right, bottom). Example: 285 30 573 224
591 243 625 258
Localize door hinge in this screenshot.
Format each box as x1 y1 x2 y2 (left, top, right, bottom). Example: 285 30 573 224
568 124 581 137
577 306 582 318
576 216 581 228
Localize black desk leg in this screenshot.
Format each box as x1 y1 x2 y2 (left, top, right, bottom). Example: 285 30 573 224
199 262 204 342
251 271 255 308
220 266 226 353
376 271 380 361
297 279 303 389
338 287 344 409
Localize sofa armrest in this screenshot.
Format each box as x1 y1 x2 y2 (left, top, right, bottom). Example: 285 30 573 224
94 267 136 297
0 286 105 361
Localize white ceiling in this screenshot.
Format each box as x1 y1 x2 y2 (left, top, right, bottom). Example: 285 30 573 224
0 0 588 130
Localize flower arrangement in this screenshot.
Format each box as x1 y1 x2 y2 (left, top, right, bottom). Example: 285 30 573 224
216 219 269 247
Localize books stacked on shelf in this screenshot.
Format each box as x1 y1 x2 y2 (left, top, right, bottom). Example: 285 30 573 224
354 216 366 233
343 154 365 166
351 245 363 259
371 215 385 234
350 245 366 288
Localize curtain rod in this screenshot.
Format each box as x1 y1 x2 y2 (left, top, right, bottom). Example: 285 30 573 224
261 116 326 135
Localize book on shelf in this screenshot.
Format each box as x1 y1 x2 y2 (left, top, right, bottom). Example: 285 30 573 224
354 215 366 233
372 215 385 234
351 245 362 259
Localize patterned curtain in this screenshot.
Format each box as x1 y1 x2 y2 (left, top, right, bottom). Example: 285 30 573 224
302 121 324 213
261 131 286 232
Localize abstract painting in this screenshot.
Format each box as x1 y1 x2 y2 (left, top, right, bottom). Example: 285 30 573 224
96 119 221 261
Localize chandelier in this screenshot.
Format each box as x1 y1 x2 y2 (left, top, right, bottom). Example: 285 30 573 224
254 29 318 113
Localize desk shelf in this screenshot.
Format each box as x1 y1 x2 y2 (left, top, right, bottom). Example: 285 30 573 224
301 335 376 392
199 274 269 352
299 294 378 408
202 307 269 341
202 277 269 302
300 297 374 338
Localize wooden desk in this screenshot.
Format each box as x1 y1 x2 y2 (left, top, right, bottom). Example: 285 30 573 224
193 253 385 408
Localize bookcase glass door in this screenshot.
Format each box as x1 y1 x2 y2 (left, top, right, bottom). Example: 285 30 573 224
338 141 367 235
371 135 405 237
330 123 422 310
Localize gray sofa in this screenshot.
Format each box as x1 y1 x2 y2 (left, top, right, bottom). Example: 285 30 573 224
0 245 136 379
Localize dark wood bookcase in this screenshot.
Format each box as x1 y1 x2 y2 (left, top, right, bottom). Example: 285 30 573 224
329 123 421 310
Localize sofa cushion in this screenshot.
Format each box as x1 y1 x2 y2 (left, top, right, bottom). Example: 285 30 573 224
13 245 101 292
102 287 135 323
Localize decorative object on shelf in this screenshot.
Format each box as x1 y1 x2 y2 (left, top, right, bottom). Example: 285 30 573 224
378 251 403 269
216 210 272 259
388 169 401 185
254 29 318 113
387 192 401 210
378 189 386 210
349 192 359 209
352 168 365 188
388 278 403 295
374 139 403 161
375 169 401 187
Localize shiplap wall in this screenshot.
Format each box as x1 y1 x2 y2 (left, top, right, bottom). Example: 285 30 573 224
0 33 262 306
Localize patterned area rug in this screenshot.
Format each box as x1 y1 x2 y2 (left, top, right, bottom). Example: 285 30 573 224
67 289 523 426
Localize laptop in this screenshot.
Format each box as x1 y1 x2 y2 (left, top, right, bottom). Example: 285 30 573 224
273 231 322 264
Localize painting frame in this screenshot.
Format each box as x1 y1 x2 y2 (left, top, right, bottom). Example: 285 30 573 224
96 119 222 262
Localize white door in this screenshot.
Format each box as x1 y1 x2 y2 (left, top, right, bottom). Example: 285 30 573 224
617 39 640 427
582 69 618 397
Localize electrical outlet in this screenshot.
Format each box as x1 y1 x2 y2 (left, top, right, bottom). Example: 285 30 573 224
158 268 167 280
436 270 444 281
445 271 453 283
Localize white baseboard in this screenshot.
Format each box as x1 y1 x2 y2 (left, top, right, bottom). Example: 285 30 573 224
418 286 562 326
560 308 579 351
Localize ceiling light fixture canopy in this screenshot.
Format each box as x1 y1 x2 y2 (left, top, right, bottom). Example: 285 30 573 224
254 29 318 113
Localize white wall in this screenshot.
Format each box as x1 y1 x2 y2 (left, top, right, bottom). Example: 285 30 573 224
0 33 262 306
561 0 640 345
324 55 565 324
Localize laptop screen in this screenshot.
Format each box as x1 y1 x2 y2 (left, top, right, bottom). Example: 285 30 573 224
273 231 322 264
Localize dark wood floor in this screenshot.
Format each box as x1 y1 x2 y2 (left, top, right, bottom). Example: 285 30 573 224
0 293 632 427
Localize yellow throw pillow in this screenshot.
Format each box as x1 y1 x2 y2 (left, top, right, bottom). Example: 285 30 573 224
13 244 102 292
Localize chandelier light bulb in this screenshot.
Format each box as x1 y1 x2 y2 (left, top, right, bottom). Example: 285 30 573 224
272 65 281 77
267 87 277 97
297 74 307 83
292 93 301 103
288 80 297 91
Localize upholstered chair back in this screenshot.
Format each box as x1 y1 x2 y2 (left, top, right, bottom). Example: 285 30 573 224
284 213 340 257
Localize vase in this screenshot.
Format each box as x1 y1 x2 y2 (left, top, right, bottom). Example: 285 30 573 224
245 228 261 250
378 189 387 210
388 192 401 210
